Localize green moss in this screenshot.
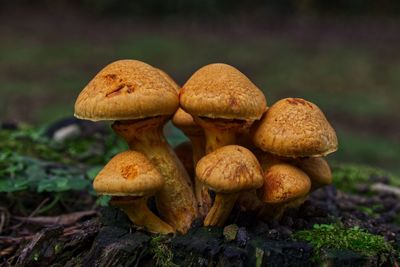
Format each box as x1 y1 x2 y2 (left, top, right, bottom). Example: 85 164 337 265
54 243 63 254
33 252 39 261
149 235 178 267
356 204 383 217
293 223 394 262
331 163 400 193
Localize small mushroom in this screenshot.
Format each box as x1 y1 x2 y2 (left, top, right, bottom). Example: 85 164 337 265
180 63 267 154
251 97 336 197
237 153 279 213
172 108 211 217
257 162 311 220
196 145 264 226
252 97 338 158
74 60 198 233
93 151 174 234
294 157 332 190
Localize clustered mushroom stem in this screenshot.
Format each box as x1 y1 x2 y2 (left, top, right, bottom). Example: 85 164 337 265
189 135 212 217
257 203 285 220
113 197 175 234
112 117 198 233
190 135 206 166
203 128 236 154
238 190 265 213
204 193 239 227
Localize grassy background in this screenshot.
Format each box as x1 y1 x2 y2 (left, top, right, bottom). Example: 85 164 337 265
0 10 399 174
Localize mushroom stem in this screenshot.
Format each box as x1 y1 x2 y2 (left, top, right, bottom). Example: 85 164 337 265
204 193 239 227
203 127 236 154
257 195 309 221
237 190 264 213
194 117 245 154
189 135 212 217
112 197 175 234
190 135 206 168
112 117 198 233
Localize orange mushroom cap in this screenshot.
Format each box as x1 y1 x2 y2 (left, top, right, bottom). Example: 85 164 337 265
196 145 264 193
180 63 267 121
74 60 179 121
93 150 164 197
259 162 311 204
252 98 338 157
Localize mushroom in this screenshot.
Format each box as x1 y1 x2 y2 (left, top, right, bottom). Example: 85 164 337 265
257 161 311 220
294 157 332 190
237 152 277 213
74 60 198 233
180 63 267 154
172 108 211 217
251 97 337 195
93 151 174 234
174 141 195 178
252 97 338 158
196 145 264 226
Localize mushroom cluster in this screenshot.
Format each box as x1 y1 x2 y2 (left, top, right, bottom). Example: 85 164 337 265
74 60 338 234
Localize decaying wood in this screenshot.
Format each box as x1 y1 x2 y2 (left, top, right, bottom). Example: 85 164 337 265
4 207 397 267
9 218 99 266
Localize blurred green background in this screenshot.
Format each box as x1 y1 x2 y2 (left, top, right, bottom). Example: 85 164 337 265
0 1 399 174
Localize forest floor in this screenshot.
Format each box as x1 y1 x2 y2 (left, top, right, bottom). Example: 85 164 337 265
0 122 399 266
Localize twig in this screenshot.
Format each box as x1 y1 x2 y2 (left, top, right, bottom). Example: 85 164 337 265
0 245 16 257
12 210 98 226
9 197 50 231
0 235 34 244
36 195 60 214
0 207 10 234
370 183 400 197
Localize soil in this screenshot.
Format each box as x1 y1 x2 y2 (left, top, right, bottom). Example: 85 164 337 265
2 182 399 266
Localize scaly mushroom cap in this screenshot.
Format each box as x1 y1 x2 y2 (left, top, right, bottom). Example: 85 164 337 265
155 68 181 92
74 60 179 121
180 63 267 120
259 163 311 204
296 157 332 186
196 145 264 193
252 98 338 157
93 151 164 196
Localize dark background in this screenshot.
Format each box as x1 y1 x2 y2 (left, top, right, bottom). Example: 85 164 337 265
0 1 399 174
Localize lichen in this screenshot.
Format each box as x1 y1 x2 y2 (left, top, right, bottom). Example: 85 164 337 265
223 224 239 241
293 223 394 263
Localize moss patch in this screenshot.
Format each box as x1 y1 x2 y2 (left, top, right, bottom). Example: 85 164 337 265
332 163 400 193
293 223 394 262
149 235 178 267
